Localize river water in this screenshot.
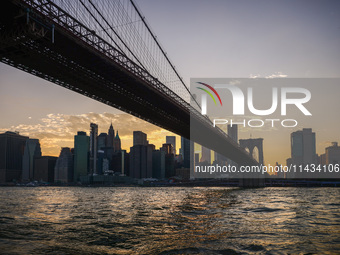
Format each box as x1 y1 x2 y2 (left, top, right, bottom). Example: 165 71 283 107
0 187 339 254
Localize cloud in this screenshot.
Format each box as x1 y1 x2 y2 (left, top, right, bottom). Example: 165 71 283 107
249 72 288 79
250 74 261 79
265 72 288 78
0 112 177 156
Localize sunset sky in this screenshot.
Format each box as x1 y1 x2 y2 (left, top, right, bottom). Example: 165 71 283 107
1 0 340 165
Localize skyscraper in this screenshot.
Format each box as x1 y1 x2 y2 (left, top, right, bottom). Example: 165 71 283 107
325 142 340 165
107 123 115 148
112 150 129 175
129 145 153 178
200 146 211 164
74 131 90 181
287 128 317 178
133 131 147 146
0 131 28 183
181 137 191 168
113 131 121 152
166 136 176 155
152 149 165 179
90 123 98 174
129 131 152 178
162 143 173 155
162 144 175 177
22 138 42 181
195 153 200 164
54 147 74 183
34 156 57 183
291 128 316 164
98 133 107 150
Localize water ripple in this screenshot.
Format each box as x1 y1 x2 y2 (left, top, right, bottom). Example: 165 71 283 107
0 187 339 254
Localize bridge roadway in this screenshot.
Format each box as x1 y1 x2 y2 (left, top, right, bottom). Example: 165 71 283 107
0 0 258 166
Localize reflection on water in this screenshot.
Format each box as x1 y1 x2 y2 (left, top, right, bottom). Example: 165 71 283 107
0 187 339 254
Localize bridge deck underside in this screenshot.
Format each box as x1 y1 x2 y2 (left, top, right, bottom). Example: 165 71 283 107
0 0 257 166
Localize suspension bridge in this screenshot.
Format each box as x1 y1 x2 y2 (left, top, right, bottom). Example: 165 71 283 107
0 0 258 166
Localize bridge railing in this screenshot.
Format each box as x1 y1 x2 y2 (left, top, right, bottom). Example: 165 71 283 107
14 0 253 161
19 0 193 112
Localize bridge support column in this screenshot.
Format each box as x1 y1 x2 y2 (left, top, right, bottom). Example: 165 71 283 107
238 138 265 188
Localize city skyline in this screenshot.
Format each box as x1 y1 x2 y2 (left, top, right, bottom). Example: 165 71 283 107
0 1 339 254
2 117 339 169
2 109 340 166
1 0 340 166
1 123 338 184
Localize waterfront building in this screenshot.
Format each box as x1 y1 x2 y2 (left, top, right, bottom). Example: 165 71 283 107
162 143 175 177
98 133 107 150
34 156 57 183
200 146 211 164
54 147 74 183
133 131 148 146
113 131 121 152
90 123 98 174
74 131 89 181
325 142 340 165
286 128 317 178
22 138 41 181
129 144 153 178
152 149 165 179
166 136 176 155
0 131 28 183
107 123 115 148
181 137 191 168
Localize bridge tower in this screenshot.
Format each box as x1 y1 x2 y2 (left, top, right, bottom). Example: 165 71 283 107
239 138 264 165
238 138 265 188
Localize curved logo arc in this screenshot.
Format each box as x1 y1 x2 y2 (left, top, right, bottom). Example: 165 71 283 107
196 82 223 106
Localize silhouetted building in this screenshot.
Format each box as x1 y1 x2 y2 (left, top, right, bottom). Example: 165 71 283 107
54 147 74 183
175 154 183 164
195 153 200 165
129 131 152 179
22 139 42 181
107 123 115 148
181 137 191 168
129 145 152 178
325 142 340 165
74 131 89 181
133 131 147 146
97 150 109 175
319 153 326 165
162 143 173 155
0 131 28 183
316 142 340 178
98 133 107 150
152 149 165 179
113 131 121 152
166 136 176 154
286 128 317 178
112 150 129 175
34 156 57 183
90 123 98 174
161 144 175 177
200 146 211 164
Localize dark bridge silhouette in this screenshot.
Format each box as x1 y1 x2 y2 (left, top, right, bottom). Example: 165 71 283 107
0 0 258 166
